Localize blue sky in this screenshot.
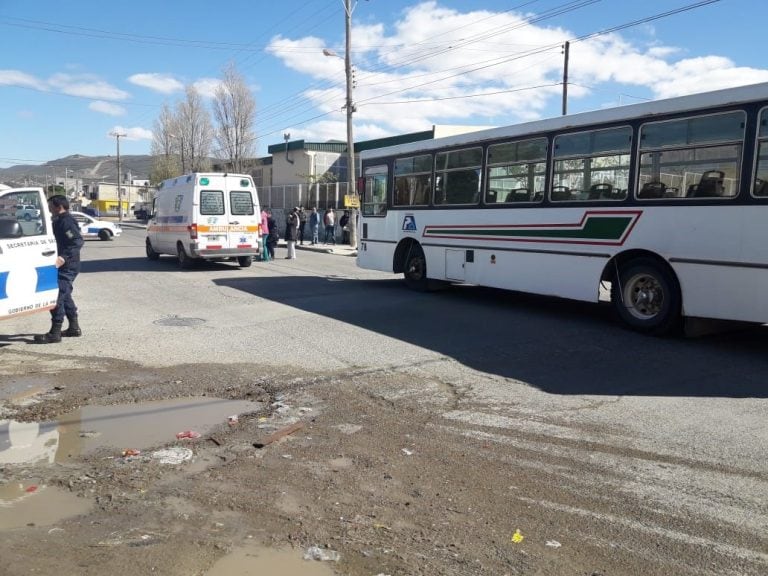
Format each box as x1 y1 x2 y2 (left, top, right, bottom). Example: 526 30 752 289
1 0 766 169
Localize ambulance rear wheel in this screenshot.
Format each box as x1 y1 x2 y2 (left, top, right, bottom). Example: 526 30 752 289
177 243 193 269
145 239 160 260
237 256 252 268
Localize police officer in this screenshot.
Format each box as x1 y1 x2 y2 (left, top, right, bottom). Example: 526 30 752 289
35 195 84 344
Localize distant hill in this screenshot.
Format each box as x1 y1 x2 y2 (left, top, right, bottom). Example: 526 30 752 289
0 154 152 187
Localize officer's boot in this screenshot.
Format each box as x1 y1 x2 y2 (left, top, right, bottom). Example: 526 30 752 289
63 316 82 337
34 321 63 344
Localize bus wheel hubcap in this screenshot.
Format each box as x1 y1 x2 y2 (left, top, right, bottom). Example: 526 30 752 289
625 274 663 320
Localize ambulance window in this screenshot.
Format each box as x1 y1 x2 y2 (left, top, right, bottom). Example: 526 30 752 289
230 191 254 215
0 191 46 237
200 190 225 215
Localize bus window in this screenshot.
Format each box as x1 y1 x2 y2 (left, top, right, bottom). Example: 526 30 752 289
638 111 745 199
552 126 631 201
752 107 768 197
394 155 431 206
434 147 482 205
362 165 388 216
486 137 547 204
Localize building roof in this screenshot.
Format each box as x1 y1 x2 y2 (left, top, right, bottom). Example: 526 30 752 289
266 126 495 158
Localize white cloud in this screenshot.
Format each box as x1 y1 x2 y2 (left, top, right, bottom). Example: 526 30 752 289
193 77 223 98
0 69 130 102
0 69 46 90
128 73 183 94
49 73 129 100
267 1 768 142
89 101 126 116
107 126 153 141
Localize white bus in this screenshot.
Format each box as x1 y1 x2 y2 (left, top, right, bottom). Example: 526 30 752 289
357 82 768 335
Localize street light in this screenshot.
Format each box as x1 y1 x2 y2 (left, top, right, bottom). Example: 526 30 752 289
110 131 127 222
323 0 359 247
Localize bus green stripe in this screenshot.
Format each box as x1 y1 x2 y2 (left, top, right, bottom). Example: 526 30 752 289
425 215 633 241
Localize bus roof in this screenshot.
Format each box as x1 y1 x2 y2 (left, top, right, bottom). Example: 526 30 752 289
359 82 768 161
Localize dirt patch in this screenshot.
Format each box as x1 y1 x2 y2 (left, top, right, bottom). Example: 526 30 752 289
1 357 765 575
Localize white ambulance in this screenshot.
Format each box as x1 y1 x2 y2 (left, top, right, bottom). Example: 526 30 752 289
0 187 58 321
145 173 261 268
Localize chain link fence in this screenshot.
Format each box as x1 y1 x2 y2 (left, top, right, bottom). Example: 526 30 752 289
258 182 350 210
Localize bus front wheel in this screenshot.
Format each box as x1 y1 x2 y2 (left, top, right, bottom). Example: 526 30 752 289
403 244 429 292
611 258 681 335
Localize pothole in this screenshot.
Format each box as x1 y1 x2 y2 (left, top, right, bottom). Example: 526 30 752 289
206 543 337 576
1 397 263 464
0 483 92 530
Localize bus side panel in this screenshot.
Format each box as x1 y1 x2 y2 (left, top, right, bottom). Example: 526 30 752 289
458 248 605 302
358 215 400 273
0 188 58 321
670 206 768 323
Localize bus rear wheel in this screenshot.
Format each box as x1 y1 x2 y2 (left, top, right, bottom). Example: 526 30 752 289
403 244 429 291
611 258 681 335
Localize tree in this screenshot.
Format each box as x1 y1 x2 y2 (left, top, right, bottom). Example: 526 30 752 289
212 63 257 173
149 104 180 184
176 85 213 173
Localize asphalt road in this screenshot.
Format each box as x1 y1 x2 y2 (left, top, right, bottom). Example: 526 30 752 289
1 226 767 575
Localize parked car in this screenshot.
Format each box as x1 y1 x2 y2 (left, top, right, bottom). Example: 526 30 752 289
80 206 100 217
15 204 41 221
70 211 121 241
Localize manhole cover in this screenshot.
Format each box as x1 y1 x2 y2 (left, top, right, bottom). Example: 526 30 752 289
153 315 206 327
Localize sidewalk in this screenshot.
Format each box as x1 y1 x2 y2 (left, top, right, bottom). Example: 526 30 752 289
282 240 357 257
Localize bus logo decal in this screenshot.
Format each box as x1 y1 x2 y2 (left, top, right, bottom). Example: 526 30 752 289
422 210 642 246
402 214 417 232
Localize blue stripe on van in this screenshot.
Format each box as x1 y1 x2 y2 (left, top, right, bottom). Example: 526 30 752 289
36 265 58 293
0 271 8 299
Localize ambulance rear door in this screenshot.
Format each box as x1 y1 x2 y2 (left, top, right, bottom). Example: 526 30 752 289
224 175 260 256
0 188 58 321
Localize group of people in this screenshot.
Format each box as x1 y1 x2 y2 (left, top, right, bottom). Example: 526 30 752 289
259 206 353 261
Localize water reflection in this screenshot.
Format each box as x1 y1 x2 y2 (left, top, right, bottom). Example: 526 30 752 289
0 397 261 464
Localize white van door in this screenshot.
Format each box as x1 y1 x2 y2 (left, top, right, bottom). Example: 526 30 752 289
0 188 58 321
224 175 260 255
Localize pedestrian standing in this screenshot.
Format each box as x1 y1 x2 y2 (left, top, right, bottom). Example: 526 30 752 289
266 210 277 260
309 207 321 245
340 210 350 245
35 195 84 344
298 207 308 245
285 207 299 259
323 208 336 245
260 208 270 262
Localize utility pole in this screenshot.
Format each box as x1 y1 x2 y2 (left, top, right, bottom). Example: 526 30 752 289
343 0 358 248
562 41 570 116
110 131 127 222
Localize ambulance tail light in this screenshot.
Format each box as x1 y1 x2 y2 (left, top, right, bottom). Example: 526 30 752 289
188 223 198 239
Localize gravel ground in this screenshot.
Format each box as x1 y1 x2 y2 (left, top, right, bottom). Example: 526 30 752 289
1 350 766 576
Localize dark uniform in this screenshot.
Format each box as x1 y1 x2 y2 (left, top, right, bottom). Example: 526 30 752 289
52 211 84 323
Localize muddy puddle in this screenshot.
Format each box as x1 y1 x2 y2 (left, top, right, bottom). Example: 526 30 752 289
206 543 337 575
1 397 261 464
0 482 92 530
